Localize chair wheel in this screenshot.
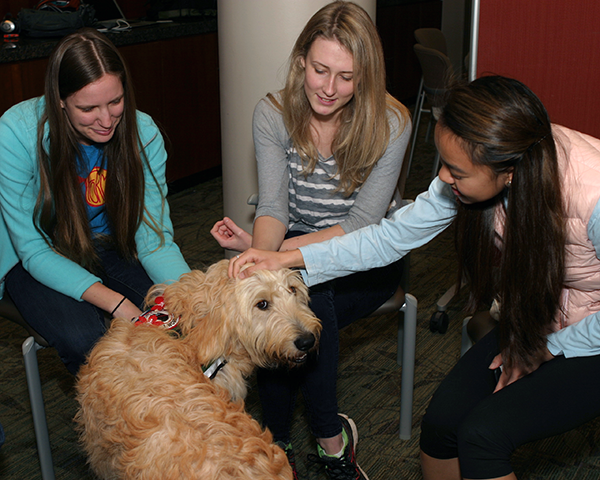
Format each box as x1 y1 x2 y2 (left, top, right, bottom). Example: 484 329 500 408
430 311 449 334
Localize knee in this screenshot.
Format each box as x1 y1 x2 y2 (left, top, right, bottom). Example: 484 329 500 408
456 414 514 478
420 401 461 459
54 317 107 375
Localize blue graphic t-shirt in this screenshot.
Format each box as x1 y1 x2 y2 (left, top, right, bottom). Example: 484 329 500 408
78 144 111 236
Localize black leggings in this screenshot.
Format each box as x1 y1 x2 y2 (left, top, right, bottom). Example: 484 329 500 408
420 327 600 479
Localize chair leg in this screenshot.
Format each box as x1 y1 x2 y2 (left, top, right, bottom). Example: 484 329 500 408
406 85 427 176
424 113 434 143
22 337 56 480
398 293 418 440
461 316 474 357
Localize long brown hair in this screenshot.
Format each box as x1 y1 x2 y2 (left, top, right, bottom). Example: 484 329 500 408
36 28 159 270
275 0 408 195
443 76 565 368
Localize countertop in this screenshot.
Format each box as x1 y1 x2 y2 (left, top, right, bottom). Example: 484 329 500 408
0 14 217 64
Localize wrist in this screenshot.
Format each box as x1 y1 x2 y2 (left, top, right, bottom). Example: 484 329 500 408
110 295 127 316
283 249 305 269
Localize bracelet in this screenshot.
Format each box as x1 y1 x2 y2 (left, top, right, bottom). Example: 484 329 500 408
111 295 127 316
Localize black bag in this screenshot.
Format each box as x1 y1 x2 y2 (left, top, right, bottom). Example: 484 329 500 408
18 1 95 38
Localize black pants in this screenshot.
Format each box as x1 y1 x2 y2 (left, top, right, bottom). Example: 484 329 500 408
257 238 404 442
420 327 600 479
6 247 153 375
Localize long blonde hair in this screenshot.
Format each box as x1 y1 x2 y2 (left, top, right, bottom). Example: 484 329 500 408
276 0 408 195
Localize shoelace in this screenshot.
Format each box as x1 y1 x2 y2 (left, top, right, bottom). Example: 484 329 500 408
287 449 299 480
307 453 360 480
276 442 298 480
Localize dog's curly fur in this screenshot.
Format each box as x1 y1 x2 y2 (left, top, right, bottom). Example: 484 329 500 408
75 260 321 480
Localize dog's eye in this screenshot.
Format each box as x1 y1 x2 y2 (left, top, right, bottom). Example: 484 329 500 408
289 286 297 294
256 300 269 310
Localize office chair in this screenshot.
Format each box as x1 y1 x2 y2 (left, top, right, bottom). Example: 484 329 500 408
410 28 448 151
0 293 55 480
414 28 448 56
408 43 454 181
407 29 448 172
408 42 463 333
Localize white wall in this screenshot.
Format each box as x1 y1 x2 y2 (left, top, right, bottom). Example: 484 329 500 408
217 0 376 249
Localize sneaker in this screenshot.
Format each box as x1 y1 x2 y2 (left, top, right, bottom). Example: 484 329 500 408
275 441 299 480
308 414 368 480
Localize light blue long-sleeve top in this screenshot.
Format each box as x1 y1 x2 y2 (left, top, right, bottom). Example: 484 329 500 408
298 176 600 359
0 96 191 301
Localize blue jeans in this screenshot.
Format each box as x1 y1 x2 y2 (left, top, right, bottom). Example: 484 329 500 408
5 247 153 375
257 251 404 442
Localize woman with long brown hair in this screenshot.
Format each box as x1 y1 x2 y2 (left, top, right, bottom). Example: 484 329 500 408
212 2 410 478
230 75 600 479
0 28 190 375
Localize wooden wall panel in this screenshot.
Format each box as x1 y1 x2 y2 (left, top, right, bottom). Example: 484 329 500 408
477 0 600 138
119 33 221 183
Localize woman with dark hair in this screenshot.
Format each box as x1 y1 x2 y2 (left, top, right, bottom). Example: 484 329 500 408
0 28 190 375
230 75 600 479
212 2 410 478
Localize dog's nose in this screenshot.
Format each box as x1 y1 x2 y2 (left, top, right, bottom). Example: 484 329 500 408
294 333 316 352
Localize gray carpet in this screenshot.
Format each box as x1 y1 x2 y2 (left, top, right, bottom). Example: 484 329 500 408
1 118 599 479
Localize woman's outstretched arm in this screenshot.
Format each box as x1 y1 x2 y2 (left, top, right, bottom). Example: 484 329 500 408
230 177 457 285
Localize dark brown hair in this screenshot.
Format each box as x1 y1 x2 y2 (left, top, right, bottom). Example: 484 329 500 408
36 28 160 270
441 76 565 368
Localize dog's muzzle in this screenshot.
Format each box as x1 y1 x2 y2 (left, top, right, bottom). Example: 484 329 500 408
293 333 317 363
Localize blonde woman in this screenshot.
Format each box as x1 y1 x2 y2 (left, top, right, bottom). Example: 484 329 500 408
212 2 410 479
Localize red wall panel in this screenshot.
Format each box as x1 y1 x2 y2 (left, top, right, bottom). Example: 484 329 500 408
477 0 600 138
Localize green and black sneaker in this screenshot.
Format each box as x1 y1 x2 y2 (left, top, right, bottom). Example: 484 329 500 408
275 441 299 480
308 414 368 480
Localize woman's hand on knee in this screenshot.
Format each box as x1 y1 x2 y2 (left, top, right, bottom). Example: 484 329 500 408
210 217 252 252
490 347 555 393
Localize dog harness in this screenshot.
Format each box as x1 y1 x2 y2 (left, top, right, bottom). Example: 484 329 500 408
133 296 179 329
132 297 227 379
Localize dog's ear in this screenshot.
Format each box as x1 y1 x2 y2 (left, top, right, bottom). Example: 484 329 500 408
162 270 207 333
163 260 232 334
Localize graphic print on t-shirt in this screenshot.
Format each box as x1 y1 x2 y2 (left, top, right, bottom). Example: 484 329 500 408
80 166 107 207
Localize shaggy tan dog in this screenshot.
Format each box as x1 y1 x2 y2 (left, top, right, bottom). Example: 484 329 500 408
75 260 321 480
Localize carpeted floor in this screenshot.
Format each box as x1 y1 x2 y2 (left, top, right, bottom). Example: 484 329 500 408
1 117 599 480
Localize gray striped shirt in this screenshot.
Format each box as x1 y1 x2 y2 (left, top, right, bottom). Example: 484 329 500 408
253 95 411 234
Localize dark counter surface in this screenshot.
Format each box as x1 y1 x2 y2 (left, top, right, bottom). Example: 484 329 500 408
0 15 217 64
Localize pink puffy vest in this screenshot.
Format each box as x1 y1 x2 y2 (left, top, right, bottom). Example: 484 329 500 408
555 125 600 329
494 125 600 330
